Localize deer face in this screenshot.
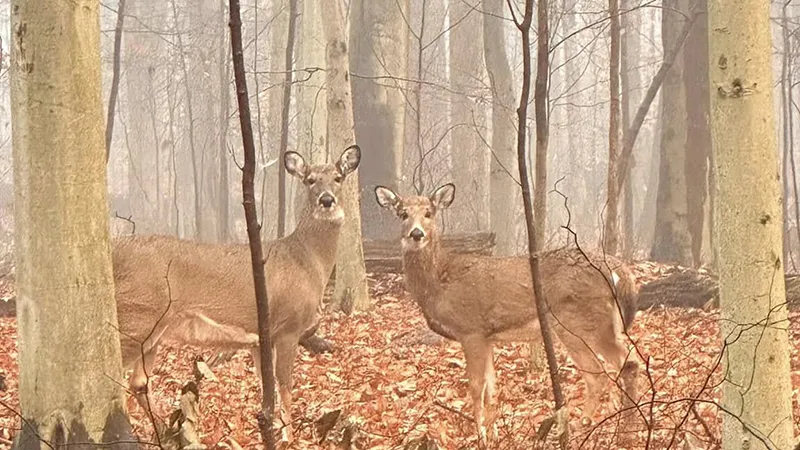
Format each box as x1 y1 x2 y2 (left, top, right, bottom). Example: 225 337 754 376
285 145 361 222
374 183 455 251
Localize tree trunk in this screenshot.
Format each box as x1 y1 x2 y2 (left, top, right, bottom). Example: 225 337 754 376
651 0 692 265
449 0 489 233
483 0 519 256
229 1 277 446
683 0 710 268
709 1 796 447
277 0 298 238
321 0 371 312
293 0 329 230
620 0 641 258
604 0 621 255
218 0 231 242
105 0 126 162
10 0 134 445
350 0 409 241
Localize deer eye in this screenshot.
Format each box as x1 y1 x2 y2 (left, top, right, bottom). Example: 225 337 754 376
424 210 432 219
334 175 343 183
399 210 409 220
305 176 316 185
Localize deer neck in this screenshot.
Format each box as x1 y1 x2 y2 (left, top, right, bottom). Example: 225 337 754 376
291 206 343 273
402 238 444 302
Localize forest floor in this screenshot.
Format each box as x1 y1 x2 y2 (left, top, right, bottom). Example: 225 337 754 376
1 268 799 450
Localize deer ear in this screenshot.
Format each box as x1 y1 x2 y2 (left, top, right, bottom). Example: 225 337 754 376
336 144 361 175
430 183 455 210
374 186 400 211
284 152 308 180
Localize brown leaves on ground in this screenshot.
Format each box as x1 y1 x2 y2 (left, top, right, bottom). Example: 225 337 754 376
1 269 799 449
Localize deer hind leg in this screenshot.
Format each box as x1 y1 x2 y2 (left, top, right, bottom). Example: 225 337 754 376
558 330 610 425
129 343 159 410
462 337 494 443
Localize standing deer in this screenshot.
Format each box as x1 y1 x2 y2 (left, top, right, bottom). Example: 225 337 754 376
374 183 639 441
113 144 361 445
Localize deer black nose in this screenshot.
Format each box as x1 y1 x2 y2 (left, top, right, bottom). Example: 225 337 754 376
319 193 335 208
410 228 425 241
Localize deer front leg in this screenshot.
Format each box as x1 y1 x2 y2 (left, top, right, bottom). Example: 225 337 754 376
273 334 299 445
298 323 334 355
462 337 494 443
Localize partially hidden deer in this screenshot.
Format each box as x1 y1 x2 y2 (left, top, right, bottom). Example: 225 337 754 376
113 145 361 445
374 183 640 441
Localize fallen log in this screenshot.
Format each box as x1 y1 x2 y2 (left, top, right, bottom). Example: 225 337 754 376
636 266 800 311
363 232 496 274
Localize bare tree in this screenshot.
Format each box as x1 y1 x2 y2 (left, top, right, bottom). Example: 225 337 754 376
229 0 276 447
604 0 622 255
277 0 298 238
321 0 371 312
10 0 134 444
350 0 409 241
709 0 796 447
650 0 692 265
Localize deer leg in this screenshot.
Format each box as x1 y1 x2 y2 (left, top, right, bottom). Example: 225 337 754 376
462 338 493 443
298 323 334 355
482 349 499 441
273 334 299 445
129 344 160 415
558 332 607 425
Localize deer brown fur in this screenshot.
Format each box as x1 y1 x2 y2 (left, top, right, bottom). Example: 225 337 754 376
114 145 361 445
375 183 639 441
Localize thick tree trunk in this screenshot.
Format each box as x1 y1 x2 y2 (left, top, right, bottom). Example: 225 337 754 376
482 0 519 256
683 0 710 268
321 0 371 312
709 0 796 447
293 0 329 230
350 0 409 241
651 0 692 265
10 0 134 445
449 0 489 233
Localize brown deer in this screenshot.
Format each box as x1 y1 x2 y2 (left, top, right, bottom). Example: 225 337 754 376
374 183 639 441
113 144 361 445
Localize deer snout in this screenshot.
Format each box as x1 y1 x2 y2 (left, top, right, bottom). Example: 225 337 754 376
318 193 336 208
409 228 425 241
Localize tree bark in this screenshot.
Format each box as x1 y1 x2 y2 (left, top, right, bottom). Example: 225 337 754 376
482 0 519 256
620 0 641 258
277 0 298 238
651 0 692 265
449 0 489 233
321 0 371 312
228 0 276 447
105 0 126 163
10 0 134 445
514 0 568 445
709 0 796 447
604 0 622 255
218 0 231 243
350 0 409 241
683 0 711 268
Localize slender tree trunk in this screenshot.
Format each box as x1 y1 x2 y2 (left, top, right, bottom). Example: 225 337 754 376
350 0 409 241
105 0 126 162
620 0 641 257
10 0 134 444
683 0 710 268
650 0 692 265
228 0 276 448
218 0 230 242
604 0 621 255
483 0 519 256
277 0 298 238
449 0 489 232
321 0 371 312
709 1 796 447
513 0 568 445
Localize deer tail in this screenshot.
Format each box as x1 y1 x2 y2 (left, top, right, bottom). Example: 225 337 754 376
611 267 639 332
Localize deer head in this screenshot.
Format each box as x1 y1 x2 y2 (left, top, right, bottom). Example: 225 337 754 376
285 144 361 222
374 183 455 251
